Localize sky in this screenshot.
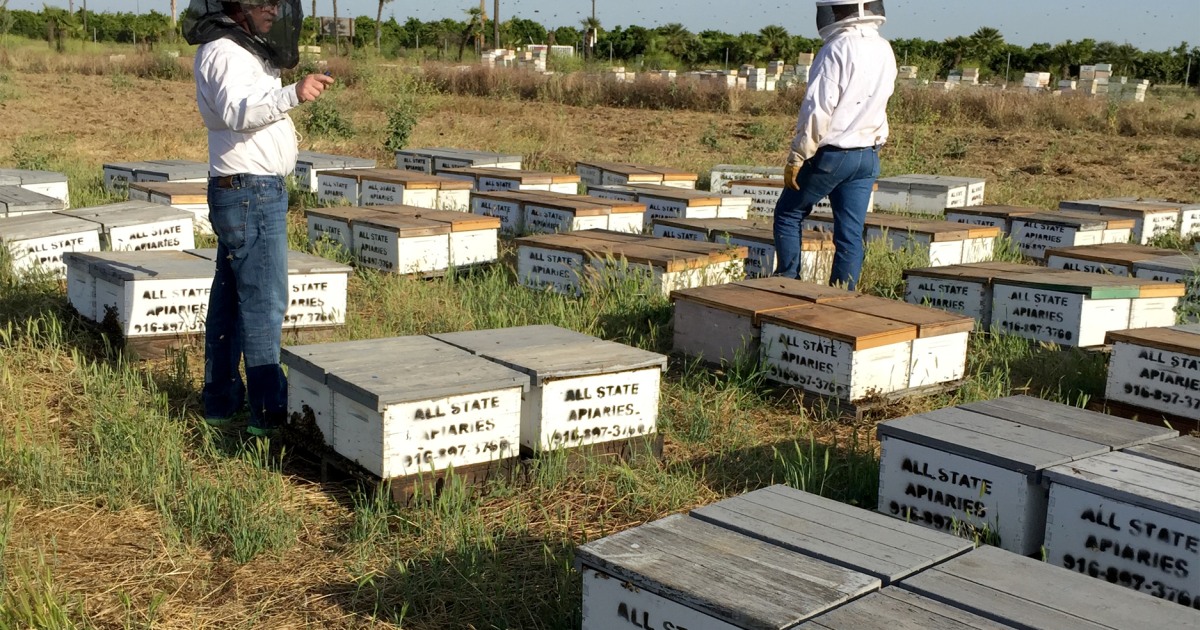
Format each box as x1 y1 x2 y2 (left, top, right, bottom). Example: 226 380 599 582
11 1 1200 50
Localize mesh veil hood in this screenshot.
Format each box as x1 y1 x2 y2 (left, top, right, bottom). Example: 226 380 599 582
183 0 303 70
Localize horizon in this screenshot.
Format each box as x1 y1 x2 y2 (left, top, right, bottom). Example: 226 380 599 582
6 1 1199 51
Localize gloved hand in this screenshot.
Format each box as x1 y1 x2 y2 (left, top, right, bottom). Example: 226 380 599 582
784 163 801 191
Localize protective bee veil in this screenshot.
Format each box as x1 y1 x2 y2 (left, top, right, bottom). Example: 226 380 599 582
183 0 303 69
815 0 887 40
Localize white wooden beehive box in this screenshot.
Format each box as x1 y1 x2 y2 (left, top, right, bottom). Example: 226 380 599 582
903 262 1046 327
398 208 501 267
1045 243 1181 277
1126 436 1200 473
1010 211 1135 260
127 181 212 235
865 215 999 267
523 195 611 234
430 149 523 174
1044 451 1200 609
578 230 747 297
944 204 1039 234
0 185 65 217
730 177 785 218
0 169 70 206
469 190 532 235
349 214 451 275
67 250 215 337
709 164 784 193
878 396 1176 555
283 336 528 479
0 214 101 278
316 169 366 206
305 206 387 254
356 169 473 211
433 325 666 454
1073 201 1182 245
514 234 591 295
1105 326 1200 421
294 151 375 193
59 200 196 252
131 160 210 185
443 167 580 195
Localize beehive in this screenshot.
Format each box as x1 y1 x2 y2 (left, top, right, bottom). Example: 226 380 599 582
186 248 351 329
433 325 666 455
878 397 1176 554
127 181 212 234
64 250 214 337
293 151 376 193
709 164 784 193
807 213 999 267
440 167 581 195
59 200 196 251
1044 451 1200 609
0 214 101 277
1045 243 1182 276
280 336 527 481
320 168 472 211
0 185 65 217
575 160 698 189
904 262 1045 326
943 204 1039 233
990 272 1184 346
349 214 451 274
0 169 70 206
395 147 521 174
469 190 530 234
874 175 986 213
1105 326 1200 421
729 177 785 218
1126 436 1200 473
1010 211 1135 260
103 159 207 193
1066 200 1187 244
522 194 614 234
795 589 1007 629
305 206 387 253
653 217 833 280
389 208 501 267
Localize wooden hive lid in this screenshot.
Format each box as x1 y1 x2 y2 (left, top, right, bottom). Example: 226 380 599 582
577 194 645 214
669 283 808 321
1131 252 1198 275
320 337 531 410
877 405 1114 473
575 159 632 171
575 230 748 263
574 513 881 630
1105 324 1200 355
901 262 1044 283
629 184 724 206
729 177 785 188
361 168 472 190
946 204 1039 218
103 160 160 171
0 213 100 240
1013 211 1115 230
1044 450 1200 522
522 195 610 216
59 201 191 228
0 186 66 213
431 324 666 383
1094 200 1182 215
515 232 615 255
690 485 974 584
653 217 724 232
70 250 214 282
797 589 1010 629
1059 197 1139 212
899 546 1198 630
1044 243 1181 266
959 395 1177 450
1125 435 1200 474
185 248 352 274
865 215 983 241
351 214 452 237
736 277 856 304
129 181 207 203
295 151 375 169
758 303 918 350
723 226 779 247
305 206 392 222
404 209 501 232
282 338 402 380
469 189 536 202
459 167 580 185
637 164 698 182
828 295 976 337
1056 209 1138 229
993 270 1184 299
594 241 744 272
133 159 209 179
0 168 68 185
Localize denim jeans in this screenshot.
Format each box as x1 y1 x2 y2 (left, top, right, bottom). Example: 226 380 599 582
772 146 881 290
203 174 289 429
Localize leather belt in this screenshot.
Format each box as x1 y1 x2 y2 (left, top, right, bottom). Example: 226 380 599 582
211 174 242 189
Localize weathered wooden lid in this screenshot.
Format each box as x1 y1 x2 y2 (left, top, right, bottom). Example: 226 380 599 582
759 303 918 350
1105 324 1200 355
960 395 1177 449
523 196 610 216
295 151 376 169
992 270 1185 299
866 215 992 241
129 182 207 203
830 295 976 338
351 215 452 237
1044 242 1180 266
1131 252 1198 275
945 204 1038 219
0 186 65 214
902 261 1046 284
878 404 1125 473
59 201 193 230
446 167 579 186
305 206 390 222
583 184 642 200
515 233 609 256
569 230 748 268
402 209 501 232
796 589 1011 629
102 160 160 173
640 165 698 182
736 277 856 304
317 337 530 410
66 250 213 282
1125 435 1200 473
899 546 1197 630
0 213 100 241
1045 450 1200 522
628 184 724 207
1094 201 1182 216
729 177 786 189
403 147 521 163
431 324 666 384
133 159 209 179
691 485 973 584
186 248 351 274
670 283 807 321
1059 197 1140 213
357 168 473 190
653 217 728 234
574 513 881 630
0 168 68 185
577 194 645 214
1013 211 1123 230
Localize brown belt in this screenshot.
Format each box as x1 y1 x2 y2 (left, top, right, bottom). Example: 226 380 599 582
211 174 241 189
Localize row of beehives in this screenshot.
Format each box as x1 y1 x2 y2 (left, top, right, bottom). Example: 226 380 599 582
63 249 350 339
945 199 1200 250
0 168 71 217
874 396 1199 613
281 325 666 483
576 417 1199 629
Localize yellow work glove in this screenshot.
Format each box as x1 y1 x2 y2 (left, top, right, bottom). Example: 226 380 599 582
784 163 801 191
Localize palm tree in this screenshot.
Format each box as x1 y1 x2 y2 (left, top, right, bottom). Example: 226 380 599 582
967 26 1003 68
1111 43 1140 78
758 25 789 60
580 16 601 59
657 23 694 61
942 36 970 73
375 0 395 53
457 7 484 61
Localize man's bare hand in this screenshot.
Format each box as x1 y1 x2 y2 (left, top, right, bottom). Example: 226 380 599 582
784 163 802 191
297 74 335 103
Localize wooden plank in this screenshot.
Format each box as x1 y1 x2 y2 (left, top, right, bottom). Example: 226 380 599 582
900 546 1199 629
758 303 918 350
1045 243 1180 266
690 485 972 584
670 284 807 320
736 278 856 303
799 589 1016 630
1125 436 1200 472
575 514 881 630
1043 451 1200 521
828 295 976 338
902 262 1046 283
1105 327 1200 355
959 396 1178 450
350 215 451 237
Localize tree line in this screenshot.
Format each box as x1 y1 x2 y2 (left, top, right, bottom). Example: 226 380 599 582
1 7 1196 86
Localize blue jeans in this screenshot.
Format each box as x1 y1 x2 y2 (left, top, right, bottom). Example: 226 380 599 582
772 146 881 290
203 174 289 429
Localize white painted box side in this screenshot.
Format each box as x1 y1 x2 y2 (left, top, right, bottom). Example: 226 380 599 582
580 567 740 630
449 230 499 267
1128 297 1181 329
108 218 195 252
285 272 348 328
532 368 660 452
606 213 645 233
288 370 334 444
517 246 585 295
377 388 523 478
123 277 212 337
905 276 987 325
1047 255 1131 276
472 197 523 235
307 216 353 252
1106 341 1200 419
909 332 970 389
318 174 360 206
6 231 101 278
436 190 471 212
